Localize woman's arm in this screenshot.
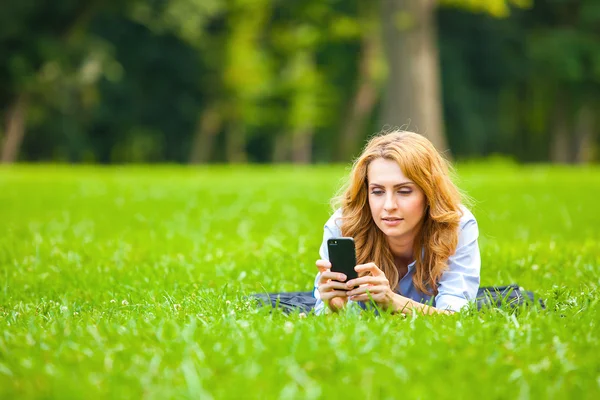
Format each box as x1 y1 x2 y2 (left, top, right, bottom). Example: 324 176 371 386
434 210 481 312
389 293 453 315
346 266 454 315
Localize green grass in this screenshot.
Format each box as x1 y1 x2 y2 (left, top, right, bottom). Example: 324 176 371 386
0 163 599 399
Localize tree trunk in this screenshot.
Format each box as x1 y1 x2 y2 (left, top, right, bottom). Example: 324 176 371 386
550 94 571 164
272 134 290 163
338 30 379 161
380 0 449 154
1 93 29 164
225 125 247 163
573 101 595 164
291 128 313 164
189 106 222 164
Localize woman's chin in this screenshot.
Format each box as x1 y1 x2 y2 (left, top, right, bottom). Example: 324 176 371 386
380 225 412 238
380 225 403 236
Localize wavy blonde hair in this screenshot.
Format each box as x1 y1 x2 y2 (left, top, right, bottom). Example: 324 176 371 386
333 131 466 295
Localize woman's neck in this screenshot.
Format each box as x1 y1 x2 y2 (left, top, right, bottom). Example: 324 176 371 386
387 235 414 261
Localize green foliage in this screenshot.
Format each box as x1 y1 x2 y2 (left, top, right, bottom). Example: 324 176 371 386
1 0 599 163
129 0 223 43
441 0 532 17
0 165 599 398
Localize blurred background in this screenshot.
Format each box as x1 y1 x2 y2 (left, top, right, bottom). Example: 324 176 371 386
1 0 599 165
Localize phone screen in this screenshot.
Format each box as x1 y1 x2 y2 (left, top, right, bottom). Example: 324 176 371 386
327 237 358 287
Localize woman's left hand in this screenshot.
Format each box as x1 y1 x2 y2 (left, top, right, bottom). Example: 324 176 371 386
345 262 395 310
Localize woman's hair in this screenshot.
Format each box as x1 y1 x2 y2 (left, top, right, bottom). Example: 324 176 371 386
332 130 466 295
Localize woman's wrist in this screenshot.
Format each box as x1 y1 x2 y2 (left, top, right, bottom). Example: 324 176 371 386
390 293 450 315
390 292 410 314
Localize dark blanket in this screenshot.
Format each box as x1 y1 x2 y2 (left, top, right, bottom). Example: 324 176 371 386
250 284 545 314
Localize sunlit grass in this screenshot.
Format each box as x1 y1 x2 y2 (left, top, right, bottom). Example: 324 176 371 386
0 164 599 399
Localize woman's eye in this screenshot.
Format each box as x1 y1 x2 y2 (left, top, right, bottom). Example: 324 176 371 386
371 190 384 195
398 190 412 195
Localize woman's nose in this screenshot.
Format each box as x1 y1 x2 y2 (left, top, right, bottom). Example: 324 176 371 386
384 194 397 211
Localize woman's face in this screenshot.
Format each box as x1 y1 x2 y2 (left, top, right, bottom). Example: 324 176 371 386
367 158 428 241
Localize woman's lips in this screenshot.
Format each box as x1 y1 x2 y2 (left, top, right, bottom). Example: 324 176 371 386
382 218 403 226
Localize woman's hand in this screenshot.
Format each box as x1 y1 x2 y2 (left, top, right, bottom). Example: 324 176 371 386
316 260 349 312
345 262 395 311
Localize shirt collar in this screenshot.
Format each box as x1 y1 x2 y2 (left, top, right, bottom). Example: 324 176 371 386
407 259 417 272
406 248 424 272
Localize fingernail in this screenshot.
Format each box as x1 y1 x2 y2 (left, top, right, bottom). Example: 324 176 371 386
340 274 346 281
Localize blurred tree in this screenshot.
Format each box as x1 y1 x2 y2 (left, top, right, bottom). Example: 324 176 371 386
380 0 447 153
380 0 531 156
86 13 204 163
0 1 138 163
3 0 599 164
270 1 334 163
132 0 275 163
128 0 225 163
526 0 600 163
0 0 105 162
336 0 385 162
436 7 523 158
1 94 27 164
222 0 272 162
270 0 365 163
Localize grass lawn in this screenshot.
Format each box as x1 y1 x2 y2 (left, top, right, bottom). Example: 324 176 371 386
0 163 599 399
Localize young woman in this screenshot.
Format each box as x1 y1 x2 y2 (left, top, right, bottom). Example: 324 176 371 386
313 131 480 315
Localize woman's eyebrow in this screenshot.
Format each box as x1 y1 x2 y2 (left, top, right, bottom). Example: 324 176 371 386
369 182 413 188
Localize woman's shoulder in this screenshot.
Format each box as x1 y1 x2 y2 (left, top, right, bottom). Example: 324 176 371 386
324 208 344 233
457 205 479 245
458 205 477 229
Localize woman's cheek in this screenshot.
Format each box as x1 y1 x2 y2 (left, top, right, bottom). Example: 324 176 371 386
404 197 425 218
371 196 384 213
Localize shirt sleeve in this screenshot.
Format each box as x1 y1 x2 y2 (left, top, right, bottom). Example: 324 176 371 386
313 209 343 315
434 212 481 312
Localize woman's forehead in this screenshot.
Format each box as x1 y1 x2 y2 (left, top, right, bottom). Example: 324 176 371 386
367 158 411 184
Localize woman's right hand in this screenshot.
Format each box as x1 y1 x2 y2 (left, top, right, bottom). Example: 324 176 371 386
316 259 349 312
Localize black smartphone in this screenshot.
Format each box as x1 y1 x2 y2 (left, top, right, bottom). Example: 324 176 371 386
327 237 358 288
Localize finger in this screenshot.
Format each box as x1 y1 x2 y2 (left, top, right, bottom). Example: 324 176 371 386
345 275 387 288
349 292 385 302
319 281 350 292
321 291 349 301
319 272 347 285
319 271 347 284
348 286 387 301
328 297 347 311
347 285 387 297
355 262 385 276
316 260 332 273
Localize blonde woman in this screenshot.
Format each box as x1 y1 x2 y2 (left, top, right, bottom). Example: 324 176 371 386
313 131 480 315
